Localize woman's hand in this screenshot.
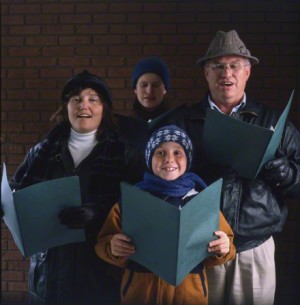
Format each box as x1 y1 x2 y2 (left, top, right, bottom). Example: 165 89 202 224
111 233 135 258
208 230 230 255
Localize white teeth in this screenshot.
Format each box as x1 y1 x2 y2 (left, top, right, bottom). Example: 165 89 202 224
77 114 91 118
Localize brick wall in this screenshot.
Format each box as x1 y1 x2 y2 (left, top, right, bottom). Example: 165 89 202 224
1 0 299 304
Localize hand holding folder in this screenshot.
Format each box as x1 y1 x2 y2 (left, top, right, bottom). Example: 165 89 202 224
1 163 85 257
121 179 222 286
201 90 294 179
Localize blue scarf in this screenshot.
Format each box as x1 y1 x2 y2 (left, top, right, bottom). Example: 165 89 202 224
135 171 207 197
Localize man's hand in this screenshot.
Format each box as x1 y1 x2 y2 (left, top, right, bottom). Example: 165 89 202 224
262 149 293 187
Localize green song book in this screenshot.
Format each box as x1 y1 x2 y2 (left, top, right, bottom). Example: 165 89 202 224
1 163 85 257
121 179 222 286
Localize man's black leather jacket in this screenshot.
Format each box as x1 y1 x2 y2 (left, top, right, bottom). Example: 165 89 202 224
173 94 300 252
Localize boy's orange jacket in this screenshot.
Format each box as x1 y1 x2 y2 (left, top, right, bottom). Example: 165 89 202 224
95 203 236 305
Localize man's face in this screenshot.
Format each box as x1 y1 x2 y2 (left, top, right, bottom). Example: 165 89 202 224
204 56 251 110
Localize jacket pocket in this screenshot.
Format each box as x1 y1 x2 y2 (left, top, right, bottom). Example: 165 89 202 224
29 251 48 299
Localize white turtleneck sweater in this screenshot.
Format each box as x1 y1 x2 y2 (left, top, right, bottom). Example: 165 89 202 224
68 128 98 167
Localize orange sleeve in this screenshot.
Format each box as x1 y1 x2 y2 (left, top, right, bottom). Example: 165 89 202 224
95 203 128 268
204 212 236 268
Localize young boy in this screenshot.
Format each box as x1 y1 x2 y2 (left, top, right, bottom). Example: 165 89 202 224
95 125 235 305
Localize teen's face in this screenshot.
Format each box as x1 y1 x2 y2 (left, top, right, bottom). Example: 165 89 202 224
67 88 104 133
152 142 187 181
204 56 251 109
134 73 167 110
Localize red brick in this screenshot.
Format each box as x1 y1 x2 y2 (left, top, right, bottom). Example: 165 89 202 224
42 3 74 14
7 133 39 144
127 13 160 23
110 24 142 34
76 46 108 56
25 14 58 24
58 56 91 67
143 2 177 12
9 25 41 35
93 35 126 45
75 3 108 13
1 15 24 25
128 34 160 45
59 14 91 24
109 2 142 12
1 122 23 132
7 90 39 100
2 271 24 281
9 47 41 57
7 68 39 78
1 36 24 46
109 45 142 56
77 25 108 34
25 57 57 67
45 25 74 35
59 36 91 45
93 13 126 23
8 260 29 271
8 111 40 121
26 35 58 46
9 3 41 14
8 281 28 292
144 23 177 34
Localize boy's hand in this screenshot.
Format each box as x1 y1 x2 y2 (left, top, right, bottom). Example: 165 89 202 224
208 231 230 255
111 233 135 258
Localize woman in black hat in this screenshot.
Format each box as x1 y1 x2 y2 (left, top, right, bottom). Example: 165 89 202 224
10 70 125 305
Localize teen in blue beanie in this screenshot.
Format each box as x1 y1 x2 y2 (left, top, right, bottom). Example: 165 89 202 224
130 56 170 121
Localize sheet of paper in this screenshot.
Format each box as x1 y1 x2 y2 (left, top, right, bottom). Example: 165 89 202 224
202 90 294 179
1 163 85 257
121 179 222 286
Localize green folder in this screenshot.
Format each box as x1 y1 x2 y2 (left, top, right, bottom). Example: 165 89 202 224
1 163 85 257
121 179 222 286
202 90 294 179
115 104 187 151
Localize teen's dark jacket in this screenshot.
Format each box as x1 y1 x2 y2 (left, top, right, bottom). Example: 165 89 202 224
10 121 125 305
173 94 300 253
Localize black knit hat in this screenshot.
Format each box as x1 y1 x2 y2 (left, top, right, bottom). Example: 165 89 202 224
61 70 112 107
196 30 259 67
131 56 170 90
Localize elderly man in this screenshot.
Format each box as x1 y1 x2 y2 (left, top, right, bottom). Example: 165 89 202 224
176 30 300 305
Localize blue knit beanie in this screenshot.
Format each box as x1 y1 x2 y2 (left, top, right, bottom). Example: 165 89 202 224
131 56 170 91
145 125 193 171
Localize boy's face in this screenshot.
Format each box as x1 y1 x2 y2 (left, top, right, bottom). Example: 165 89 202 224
134 73 167 110
152 142 187 181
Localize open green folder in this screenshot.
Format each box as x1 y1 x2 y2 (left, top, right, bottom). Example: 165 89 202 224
115 104 187 152
121 179 222 286
202 90 294 179
1 163 85 257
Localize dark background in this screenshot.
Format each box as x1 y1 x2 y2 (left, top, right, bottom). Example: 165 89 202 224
1 0 299 304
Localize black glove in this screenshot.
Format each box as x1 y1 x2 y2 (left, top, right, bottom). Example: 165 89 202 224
58 205 99 229
262 149 294 187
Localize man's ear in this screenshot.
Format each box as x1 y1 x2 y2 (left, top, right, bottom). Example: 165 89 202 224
204 67 209 81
